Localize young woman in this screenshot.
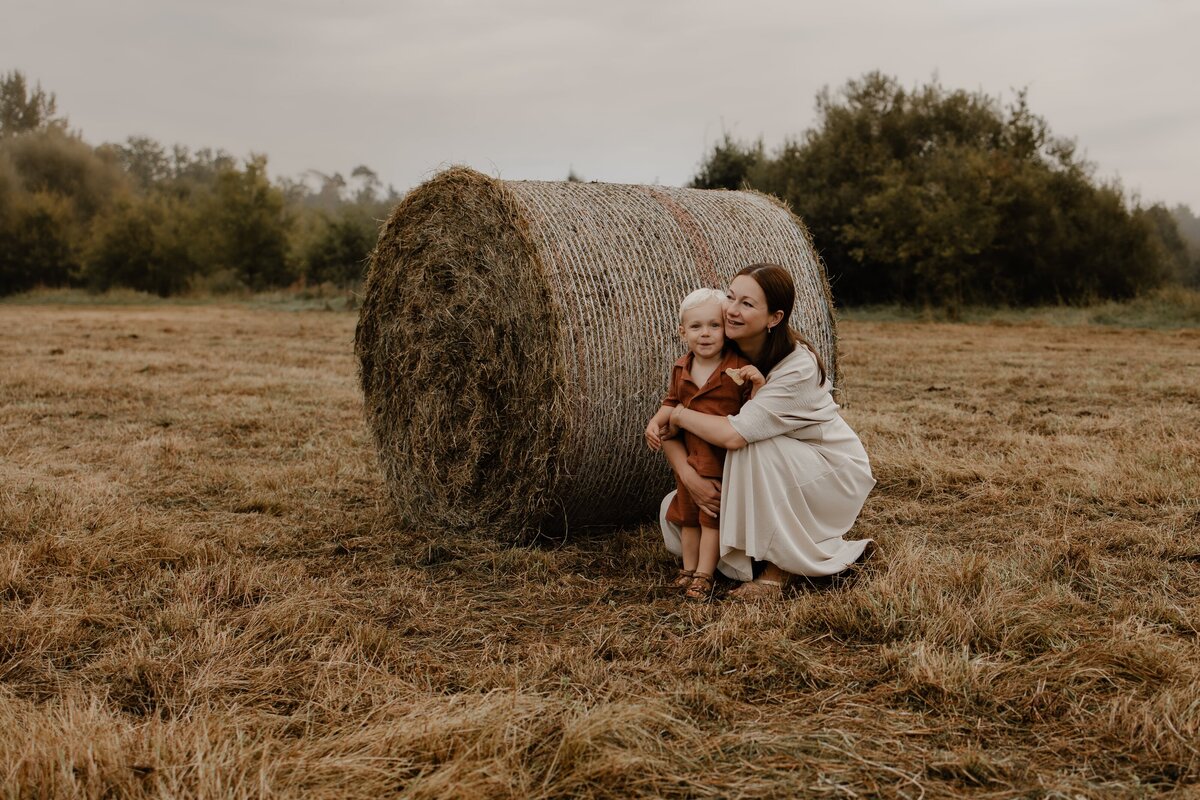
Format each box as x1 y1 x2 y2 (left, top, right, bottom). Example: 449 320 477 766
652 263 875 599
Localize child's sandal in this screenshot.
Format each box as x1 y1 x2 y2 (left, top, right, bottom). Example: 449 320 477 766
684 572 715 602
670 568 696 589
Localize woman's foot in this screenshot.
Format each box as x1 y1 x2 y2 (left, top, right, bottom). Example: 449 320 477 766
670 568 696 589
728 577 784 601
830 541 878 585
684 572 715 602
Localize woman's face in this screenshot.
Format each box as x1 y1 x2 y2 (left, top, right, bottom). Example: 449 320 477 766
723 274 773 341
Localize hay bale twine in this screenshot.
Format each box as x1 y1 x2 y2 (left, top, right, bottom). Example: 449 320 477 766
355 166 837 539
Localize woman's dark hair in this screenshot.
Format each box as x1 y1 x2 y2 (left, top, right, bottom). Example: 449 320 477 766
734 263 827 384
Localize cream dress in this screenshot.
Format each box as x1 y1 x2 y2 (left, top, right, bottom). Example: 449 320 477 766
660 343 875 580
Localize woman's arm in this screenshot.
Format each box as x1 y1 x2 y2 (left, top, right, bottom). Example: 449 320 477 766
662 439 722 517
669 405 748 451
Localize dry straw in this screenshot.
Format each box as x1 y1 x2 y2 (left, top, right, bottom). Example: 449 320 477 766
354 166 837 539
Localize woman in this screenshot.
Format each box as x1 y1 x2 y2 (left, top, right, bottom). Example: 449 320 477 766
653 263 875 599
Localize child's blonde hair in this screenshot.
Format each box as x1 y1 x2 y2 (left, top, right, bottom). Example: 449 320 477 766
678 287 727 324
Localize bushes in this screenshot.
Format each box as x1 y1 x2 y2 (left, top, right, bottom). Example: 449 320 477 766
0 127 385 296
694 73 1182 309
83 195 195 296
0 74 388 298
0 190 78 294
300 206 377 286
0 132 299 296
2 67 1191 306
0 129 117 294
199 156 293 291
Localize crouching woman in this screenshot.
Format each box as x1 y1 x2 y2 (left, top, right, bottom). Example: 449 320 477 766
657 263 875 599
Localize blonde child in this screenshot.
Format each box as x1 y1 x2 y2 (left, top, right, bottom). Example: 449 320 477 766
645 288 761 601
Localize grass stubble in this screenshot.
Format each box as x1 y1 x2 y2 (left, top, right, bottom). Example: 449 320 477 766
0 304 1197 798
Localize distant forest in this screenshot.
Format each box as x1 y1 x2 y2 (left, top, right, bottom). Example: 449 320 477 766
2 69 1197 308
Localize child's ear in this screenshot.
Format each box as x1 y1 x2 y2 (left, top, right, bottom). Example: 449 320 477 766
678 325 686 339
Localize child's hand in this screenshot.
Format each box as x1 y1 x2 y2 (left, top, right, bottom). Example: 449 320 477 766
644 418 669 451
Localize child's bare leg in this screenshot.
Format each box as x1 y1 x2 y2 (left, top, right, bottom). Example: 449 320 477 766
696 523 720 578
680 525 701 572
671 525 702 587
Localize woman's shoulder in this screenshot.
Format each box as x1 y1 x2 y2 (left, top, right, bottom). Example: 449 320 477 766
768 343 819 382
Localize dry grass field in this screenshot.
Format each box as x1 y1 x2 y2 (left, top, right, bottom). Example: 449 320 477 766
1 303 1198 798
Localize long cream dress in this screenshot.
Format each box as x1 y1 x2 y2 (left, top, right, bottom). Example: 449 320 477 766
660 343 875 580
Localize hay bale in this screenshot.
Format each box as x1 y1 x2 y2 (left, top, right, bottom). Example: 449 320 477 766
355 166 837 539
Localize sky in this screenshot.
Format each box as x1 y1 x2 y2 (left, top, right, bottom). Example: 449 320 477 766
4 0 1197 208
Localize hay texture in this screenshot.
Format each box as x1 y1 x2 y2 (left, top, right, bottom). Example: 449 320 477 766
355 166 837 538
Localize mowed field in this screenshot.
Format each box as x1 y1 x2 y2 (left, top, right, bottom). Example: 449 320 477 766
1 304 1198 799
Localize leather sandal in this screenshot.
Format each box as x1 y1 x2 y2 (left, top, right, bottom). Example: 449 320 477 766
684 572 715 602
729 577 784 601
671 568 696 588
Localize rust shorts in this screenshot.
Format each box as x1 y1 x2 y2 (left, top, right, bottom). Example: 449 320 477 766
665 474 720 530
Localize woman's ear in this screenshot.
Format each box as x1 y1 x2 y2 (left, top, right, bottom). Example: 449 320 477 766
769 310 784 329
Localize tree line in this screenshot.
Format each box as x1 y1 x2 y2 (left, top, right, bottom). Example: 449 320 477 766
2 68 1198 307
1 70 392 297
692 72 1199 309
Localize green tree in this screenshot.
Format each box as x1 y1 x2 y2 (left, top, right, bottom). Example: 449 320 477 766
301 206 378 285
696 72 1172 306
0 189 78 294
0 125 126 293
102 135 172 190
689 134 763 190
199 154 294 289
841 145 1003 313
0 70 64 137
1142 204 1190 285
3 127 127 220
299 170 348 211
350 164 383 203
1169 204 1200 286
83 194 197 296
286 163 394 288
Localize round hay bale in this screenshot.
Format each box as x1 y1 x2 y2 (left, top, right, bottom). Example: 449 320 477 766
355 166 837 539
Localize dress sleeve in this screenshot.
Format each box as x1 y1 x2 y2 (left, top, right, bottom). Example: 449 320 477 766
727 348 834 444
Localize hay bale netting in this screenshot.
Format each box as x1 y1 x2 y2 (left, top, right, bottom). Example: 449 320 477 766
355 166 837 539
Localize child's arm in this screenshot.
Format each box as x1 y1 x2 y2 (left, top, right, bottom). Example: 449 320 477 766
644 404 675 452
649 366 683 452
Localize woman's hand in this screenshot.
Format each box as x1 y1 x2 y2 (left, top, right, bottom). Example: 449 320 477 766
661 438 721 518
733 365 766 396
682 469 721 518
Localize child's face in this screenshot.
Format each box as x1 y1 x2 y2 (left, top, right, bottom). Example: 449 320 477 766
679 300 725 359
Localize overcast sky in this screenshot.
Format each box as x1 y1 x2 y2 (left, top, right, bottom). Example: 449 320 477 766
5 0 1197 207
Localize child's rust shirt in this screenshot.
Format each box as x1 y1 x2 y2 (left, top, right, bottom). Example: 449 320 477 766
663 348 752 478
